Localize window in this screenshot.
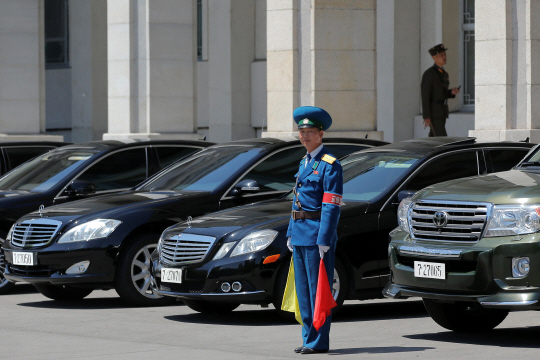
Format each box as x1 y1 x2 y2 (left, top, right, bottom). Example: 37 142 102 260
237 147 306 193
4 147 55 170
406 151 479 191
487 149 529 173
462 0 475 110
155 147 200 169
45 0 69 67
76 148 148 192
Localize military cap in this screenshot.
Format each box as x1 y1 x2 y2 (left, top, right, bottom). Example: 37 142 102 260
293 106 332 131
428 43 448 56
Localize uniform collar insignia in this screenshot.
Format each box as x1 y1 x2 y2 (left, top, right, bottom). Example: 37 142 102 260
312 161 319 170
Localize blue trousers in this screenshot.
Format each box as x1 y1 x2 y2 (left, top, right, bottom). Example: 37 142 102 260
293 244 335 350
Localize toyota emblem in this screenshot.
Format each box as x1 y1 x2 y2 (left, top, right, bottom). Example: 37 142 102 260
432 211 448 228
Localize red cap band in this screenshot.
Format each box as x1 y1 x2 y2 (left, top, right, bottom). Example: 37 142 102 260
323 193 342 206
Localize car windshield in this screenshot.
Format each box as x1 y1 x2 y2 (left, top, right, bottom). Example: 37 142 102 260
0 149 98 192
286 152 421 202
138 146 263 192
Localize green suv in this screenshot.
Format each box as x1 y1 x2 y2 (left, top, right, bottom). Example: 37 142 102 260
384 143 540 332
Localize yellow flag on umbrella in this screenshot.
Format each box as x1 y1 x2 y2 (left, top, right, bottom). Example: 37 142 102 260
281 256 303 325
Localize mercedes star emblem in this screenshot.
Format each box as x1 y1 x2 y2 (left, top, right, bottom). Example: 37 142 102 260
432 211 448 228
187 216 193 227
38 204 45 217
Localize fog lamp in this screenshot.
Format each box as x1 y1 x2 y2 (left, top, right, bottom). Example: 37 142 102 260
65 261 90 275
221 282 231 292
512 257 530 278
232 281 242 292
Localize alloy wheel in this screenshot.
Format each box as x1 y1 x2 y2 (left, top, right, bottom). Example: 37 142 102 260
130 243 162 299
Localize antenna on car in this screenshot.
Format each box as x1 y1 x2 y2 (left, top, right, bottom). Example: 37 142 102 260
365 134 368 139
521 137 530 143
201 136 207 141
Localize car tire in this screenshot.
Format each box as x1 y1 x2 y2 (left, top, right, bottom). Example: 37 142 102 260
423 298 509 332
34 284 93 301
183 299 240 314
115 233 175 306
0 252 15 295
272 255 348 319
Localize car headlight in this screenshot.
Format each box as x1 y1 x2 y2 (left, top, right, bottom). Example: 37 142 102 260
5 224 14 242
230 229 278 257
485 205 540 237
397 197 413 234
57 219 122 243
213 242 236 260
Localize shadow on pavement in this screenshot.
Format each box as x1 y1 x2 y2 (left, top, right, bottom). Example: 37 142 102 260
405 326 540 348
3 283 37 295
166 299 427 326
328 346 434 355
17 294 185 310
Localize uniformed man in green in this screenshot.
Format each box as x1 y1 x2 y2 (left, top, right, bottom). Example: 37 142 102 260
421 44 460 137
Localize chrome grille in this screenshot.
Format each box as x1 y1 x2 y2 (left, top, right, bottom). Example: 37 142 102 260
159 233 216 266
409 200 491 243
11 219 62 248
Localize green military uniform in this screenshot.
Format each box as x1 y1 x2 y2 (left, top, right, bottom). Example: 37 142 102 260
421 45 456 137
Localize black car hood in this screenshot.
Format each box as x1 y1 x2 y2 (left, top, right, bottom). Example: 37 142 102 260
24 190 206 221
180 199 371 241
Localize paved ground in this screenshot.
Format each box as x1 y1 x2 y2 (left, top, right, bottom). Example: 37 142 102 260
2 284 540 359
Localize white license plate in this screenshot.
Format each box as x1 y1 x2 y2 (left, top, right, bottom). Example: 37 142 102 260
414 261 445 279
161 268 183 284
12 252 35 266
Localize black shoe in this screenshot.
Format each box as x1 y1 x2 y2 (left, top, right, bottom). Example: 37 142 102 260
301 347 328 354
294 347 305 353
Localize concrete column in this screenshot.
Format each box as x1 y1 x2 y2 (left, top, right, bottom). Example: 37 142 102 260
104 0 200 141
470 0 540 142
70 0 108 143
264 0 382 140
0 0 62 141
207 0 256 142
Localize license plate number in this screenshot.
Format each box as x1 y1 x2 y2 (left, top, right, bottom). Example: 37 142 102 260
414 261 445 279
161 268 183 284
12 252 35 266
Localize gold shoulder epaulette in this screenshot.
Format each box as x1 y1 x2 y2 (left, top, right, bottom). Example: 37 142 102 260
302 155 307 159
321 154 336 164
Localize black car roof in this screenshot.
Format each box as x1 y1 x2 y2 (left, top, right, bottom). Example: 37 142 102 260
53 139 214 152
354 137 535 158
207 137 388 151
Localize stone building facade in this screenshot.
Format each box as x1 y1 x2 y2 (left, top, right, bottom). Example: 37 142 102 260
0 0 536 144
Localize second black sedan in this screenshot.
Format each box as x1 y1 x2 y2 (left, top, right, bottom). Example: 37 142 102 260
149 137 535 314
2 138 383 305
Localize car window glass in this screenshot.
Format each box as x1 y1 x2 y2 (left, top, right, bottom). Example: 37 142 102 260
138 146 261 192
155 147 200 169
237 147 305 192
488 149 529 173
324 144 369 160
406 151 478 191
0 150 97 192
76 148 147 191
5 147 54 169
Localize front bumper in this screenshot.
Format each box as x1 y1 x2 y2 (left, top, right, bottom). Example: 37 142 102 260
2 238 119 287
386 229 540 310
151 247 288 304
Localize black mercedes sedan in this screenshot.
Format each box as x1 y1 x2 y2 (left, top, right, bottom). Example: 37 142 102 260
149 137 536 314
0 140 211 294
2 137 384 305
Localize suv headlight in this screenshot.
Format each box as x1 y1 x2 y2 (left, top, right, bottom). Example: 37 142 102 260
397 198 413 234
485 205 540 237
58 219 122 243
230 229 278 257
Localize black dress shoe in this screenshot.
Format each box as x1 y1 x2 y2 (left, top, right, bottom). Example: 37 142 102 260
294 347 305 353
301 347 328 354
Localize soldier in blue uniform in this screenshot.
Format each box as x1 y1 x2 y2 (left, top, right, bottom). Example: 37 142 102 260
286 106 343 354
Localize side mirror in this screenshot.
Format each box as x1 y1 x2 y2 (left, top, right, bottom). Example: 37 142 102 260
393 190 416 205
230 180 260 196
65 180 96 197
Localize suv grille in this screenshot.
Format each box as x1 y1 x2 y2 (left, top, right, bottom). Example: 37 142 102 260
409 200 491 243
11 219 62 248
160 233 216 266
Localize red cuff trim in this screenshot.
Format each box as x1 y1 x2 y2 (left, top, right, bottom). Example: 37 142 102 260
322 192 342 206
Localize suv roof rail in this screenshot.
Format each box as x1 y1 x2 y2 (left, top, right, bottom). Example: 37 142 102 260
436 137 477 147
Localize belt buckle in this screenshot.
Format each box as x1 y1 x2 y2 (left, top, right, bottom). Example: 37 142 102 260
292 211 296 220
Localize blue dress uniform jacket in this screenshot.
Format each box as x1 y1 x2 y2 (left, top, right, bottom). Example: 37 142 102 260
286 146 343 247
286 145 343 351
